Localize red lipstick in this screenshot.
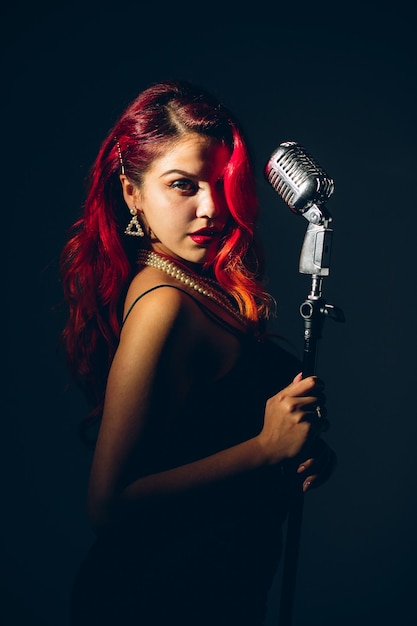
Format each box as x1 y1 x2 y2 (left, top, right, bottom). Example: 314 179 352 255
189 228 220 246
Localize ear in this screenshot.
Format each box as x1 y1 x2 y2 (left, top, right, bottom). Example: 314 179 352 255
119 174 141 208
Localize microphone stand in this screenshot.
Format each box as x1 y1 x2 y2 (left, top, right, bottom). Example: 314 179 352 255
278 204 344 626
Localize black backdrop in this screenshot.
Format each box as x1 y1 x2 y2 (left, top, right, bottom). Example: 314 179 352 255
2 2 416 625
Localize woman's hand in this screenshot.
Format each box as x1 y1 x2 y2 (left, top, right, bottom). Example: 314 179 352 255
258 373 326 465
296 437 337 492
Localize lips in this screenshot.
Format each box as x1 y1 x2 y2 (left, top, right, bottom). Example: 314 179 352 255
189 228 220 246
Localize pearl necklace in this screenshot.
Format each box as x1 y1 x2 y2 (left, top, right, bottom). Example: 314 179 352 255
136 249 246 325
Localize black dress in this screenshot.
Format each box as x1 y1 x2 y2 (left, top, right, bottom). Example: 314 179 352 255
70 291 300 626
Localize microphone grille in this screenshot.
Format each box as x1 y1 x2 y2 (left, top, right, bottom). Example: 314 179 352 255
265 141 334 212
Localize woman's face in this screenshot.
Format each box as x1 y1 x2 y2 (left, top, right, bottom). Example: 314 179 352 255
121 133 231 267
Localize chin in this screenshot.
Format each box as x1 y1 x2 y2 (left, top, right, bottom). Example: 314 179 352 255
182 247 213 266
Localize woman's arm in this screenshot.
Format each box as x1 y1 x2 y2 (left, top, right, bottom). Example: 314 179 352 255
87 286 322 531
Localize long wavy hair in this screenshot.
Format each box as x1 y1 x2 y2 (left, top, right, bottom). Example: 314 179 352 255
60 80 273 411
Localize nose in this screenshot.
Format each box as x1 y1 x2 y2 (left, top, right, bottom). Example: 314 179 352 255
195 186 219 220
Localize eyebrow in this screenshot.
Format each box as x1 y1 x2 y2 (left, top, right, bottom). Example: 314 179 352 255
159 169 197 178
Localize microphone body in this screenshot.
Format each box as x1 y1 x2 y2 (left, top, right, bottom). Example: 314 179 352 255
265 141 334 276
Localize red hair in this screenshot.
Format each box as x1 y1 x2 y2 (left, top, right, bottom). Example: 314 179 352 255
61 80 273 405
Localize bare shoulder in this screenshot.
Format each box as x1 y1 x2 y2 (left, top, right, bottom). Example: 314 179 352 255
121 268 201 341
117 267 241 384
115 269 219 387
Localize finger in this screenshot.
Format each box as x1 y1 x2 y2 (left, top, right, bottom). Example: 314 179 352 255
297 450 328 475
300 401 327 422
298 454 326 476
302 450 337 490
291 375 324 395
312 407 330 434
297 458 314 473
314 402 327 419
301 403 330 436
298 438 335 473
292 372 303 384
303 474 318 492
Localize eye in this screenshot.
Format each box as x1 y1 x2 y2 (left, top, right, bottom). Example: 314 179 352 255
168 178 198 195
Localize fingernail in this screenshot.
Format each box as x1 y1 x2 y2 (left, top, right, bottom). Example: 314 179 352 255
303 480 311 492
297 465 306 474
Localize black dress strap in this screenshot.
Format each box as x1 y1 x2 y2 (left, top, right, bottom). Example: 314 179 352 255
122 284 173 328
121 283 245 338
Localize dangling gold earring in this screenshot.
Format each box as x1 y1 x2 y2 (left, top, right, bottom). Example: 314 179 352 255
124 207 144 237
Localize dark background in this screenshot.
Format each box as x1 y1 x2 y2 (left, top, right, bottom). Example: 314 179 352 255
2 2 416 625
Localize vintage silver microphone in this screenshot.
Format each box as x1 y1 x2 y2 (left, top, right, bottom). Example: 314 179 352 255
265 141 335 277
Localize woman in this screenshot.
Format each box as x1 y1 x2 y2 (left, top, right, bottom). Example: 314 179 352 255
61 80 333 626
